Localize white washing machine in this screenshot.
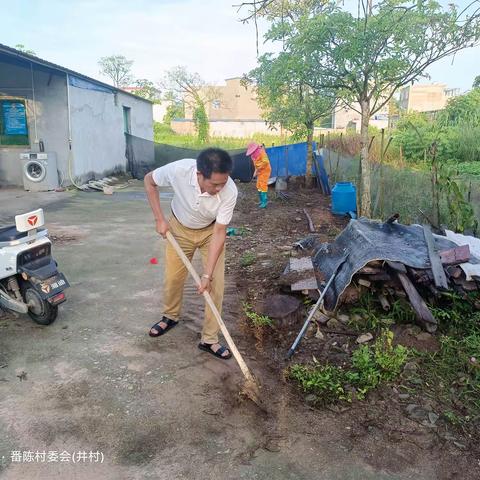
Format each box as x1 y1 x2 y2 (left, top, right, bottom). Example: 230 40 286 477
20 152 59 192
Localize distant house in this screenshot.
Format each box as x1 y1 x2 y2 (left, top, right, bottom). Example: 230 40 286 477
399 83 460 114
0 44 153 187
331 103 390 132
172 77 276 138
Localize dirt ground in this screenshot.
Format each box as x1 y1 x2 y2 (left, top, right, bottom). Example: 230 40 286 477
0 182 479 479
226 181 480 479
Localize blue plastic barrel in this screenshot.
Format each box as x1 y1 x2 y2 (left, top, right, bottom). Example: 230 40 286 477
331 182 357 215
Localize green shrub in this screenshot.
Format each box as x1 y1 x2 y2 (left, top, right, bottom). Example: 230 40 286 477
193 103 209 144
393 112 439 162
394 90 480 164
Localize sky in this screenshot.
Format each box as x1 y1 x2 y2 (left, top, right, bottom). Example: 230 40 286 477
1 0 479 91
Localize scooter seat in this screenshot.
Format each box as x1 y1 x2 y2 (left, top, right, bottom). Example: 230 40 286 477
0 225 28 242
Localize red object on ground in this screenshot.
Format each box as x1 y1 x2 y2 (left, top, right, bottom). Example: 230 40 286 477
149 257 158 265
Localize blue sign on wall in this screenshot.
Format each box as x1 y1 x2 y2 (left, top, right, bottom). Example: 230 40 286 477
2 101 27 135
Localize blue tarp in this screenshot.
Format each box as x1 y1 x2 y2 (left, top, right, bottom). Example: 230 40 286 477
313 152 331 195
265 142 315 177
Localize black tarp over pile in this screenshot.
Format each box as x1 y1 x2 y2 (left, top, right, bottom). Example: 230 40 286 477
302 218 475 311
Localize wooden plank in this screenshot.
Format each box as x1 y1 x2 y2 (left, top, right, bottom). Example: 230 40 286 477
386 261 407 273
439 245 470 266
303 209 315 233
423 224 449 290
445 265 463 279
368 273 392 282
378 294 391 311
407 267 425 282
358 266 384 275
407 267 432 284
453 278 479 292
396 272 437 332
358 278 372 288
339 285 361 305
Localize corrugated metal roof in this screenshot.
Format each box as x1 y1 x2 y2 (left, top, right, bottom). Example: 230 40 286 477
0 43 152 104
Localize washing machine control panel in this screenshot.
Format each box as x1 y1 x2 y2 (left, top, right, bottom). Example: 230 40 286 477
20 153 48 160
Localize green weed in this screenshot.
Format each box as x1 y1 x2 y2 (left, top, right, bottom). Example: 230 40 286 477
240 251 257 267
243 303 274 328
289 330 409 403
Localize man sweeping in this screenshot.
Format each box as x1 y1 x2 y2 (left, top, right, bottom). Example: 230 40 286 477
246 142 272 208
144 148 238 360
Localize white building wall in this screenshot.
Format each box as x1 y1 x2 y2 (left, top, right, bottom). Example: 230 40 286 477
0 57 153 186
0 61 69 186
69 86 153 180
153 103 170 123
171 119 281 138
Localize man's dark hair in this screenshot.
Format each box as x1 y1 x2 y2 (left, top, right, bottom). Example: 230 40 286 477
196 148 233 179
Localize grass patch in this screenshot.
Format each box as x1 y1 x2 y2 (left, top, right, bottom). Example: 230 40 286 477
414 293 480 430
346 289 480 430
289 330 409 403
154 121 292 150
349 292 415 332
240 251 256 267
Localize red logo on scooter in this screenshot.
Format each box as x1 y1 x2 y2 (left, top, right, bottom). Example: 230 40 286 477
27 215 38 226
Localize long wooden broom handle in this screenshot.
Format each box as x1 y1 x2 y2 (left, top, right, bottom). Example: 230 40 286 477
165 231 256 382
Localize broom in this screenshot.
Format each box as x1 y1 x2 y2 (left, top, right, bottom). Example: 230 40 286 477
165 231 262 407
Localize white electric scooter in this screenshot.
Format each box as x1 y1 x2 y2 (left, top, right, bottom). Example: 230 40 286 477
0 209 69 325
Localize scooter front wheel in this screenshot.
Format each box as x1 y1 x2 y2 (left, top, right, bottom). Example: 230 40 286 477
23 285 58 325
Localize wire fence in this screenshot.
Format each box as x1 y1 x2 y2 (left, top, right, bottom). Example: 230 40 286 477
321 148 480 232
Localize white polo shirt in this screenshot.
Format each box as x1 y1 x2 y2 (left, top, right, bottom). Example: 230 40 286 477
152 158 238 229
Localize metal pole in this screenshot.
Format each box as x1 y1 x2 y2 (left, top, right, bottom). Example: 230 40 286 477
30 62 38 143
286 254 348 359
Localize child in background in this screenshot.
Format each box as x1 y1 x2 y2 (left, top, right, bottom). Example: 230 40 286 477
246 142 272 208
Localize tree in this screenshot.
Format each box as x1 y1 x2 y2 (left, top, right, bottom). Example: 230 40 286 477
98 55 134 87
247 50 336 187
236 0 328 53
472 75 480 89
163 100 185 124
250 0 480 216
133 78 161 102
162 66 220 143
14 44 36 56
237 0 327 21
440 88 480 125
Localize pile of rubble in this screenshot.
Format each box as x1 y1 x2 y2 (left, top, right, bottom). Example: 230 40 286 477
279 219 480 333
336 249 479 333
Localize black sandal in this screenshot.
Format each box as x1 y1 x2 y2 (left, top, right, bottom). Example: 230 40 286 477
149 317 178 337
198 342 232 360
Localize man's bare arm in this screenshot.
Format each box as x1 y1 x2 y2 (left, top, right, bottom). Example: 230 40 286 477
144 172 169 237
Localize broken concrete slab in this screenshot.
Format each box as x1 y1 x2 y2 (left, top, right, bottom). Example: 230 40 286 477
281 256 318 291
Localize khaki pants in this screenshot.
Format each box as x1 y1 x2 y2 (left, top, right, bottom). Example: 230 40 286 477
163 216 225 344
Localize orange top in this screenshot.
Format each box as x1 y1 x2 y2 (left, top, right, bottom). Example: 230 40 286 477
251 148 270 170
